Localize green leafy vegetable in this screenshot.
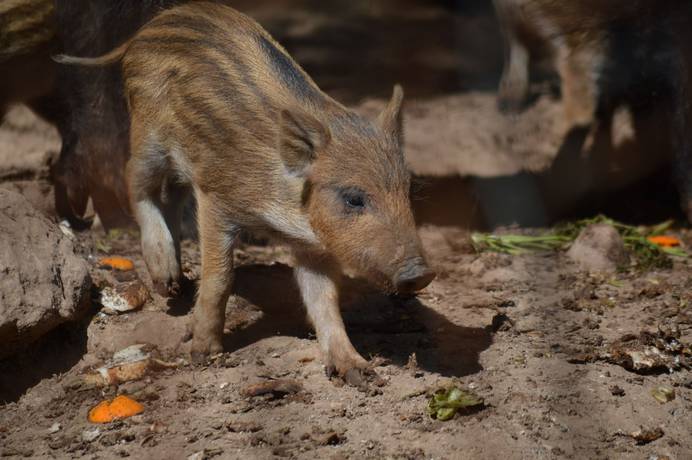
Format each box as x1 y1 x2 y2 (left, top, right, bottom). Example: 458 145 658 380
472 215 688 270
471 233 571 255
427 387 484 421
651 386 675 404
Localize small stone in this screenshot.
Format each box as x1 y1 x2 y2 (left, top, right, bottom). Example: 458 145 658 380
187 451 204 460
241 379 303 398
317 431 345 446
567 224 629 272
48 422 61 434
226 421 262 433
100 280 149 315
627 427 664 445
82 428 101 443
609 385 625 397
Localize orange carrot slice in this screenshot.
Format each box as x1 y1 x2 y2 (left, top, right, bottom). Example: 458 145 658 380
88 395 143 423
99 257 135 271
647 235 681 248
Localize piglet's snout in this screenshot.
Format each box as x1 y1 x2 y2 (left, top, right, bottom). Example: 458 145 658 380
394 258 436 294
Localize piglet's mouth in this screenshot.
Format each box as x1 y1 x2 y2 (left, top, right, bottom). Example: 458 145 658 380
392 258 436 295
348 259 436 296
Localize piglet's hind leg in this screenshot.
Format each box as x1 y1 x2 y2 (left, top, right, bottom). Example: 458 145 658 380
191 195 238 362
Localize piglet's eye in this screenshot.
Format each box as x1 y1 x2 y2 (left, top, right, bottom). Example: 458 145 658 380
340 188 367 211
346 195 364 208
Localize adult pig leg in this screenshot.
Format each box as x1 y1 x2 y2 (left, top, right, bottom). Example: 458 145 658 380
556 42 603 128
52 129 91 228
672 26 692 223
494 0 531 113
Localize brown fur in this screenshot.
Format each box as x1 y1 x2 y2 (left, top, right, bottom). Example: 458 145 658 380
0 0 54 61
494 0 692 221
0 0 56 119
493 0 620 126
60 2 434 380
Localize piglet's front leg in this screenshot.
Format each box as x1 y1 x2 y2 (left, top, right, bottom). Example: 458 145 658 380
294 256 377 389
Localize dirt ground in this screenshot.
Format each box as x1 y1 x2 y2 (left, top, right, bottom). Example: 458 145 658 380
1 2 691 459
1 208 690 459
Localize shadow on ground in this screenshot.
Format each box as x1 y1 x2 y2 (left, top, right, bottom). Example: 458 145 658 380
413 103 684 230
223 263 491 378
0 318 91 403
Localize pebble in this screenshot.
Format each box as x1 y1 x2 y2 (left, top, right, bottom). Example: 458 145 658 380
187 451 204 460
82 428 101 443
48 422 61 434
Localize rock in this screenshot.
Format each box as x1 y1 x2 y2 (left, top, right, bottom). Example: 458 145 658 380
86 310 192 356
82 427 101 443
83 343 181 387
604 330 689 374
609 385 625 397
0 189 91 357
0 180 55 217
241 379 303 398
100 280 149 315
626 427 664 445
48 422 61 434
567 224 629 272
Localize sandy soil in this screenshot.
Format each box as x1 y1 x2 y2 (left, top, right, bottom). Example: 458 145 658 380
1 2 691 459
0 221 690 460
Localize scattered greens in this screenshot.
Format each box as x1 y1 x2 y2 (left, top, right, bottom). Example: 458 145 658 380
472 215 688 270
471 233 571 255
651 386 676 404
427 387 484 421
95 229 125 254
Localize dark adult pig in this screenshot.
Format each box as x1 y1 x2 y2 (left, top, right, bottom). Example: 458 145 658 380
493 0 692 222
0 0 57 121
1 1 178 227
51 0 182 228
57 2 435 385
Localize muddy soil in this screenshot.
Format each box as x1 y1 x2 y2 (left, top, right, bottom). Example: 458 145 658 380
1 1 691 459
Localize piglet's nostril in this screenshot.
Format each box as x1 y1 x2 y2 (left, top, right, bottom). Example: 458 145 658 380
395 264 436 293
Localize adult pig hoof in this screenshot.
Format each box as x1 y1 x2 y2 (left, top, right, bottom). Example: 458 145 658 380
497 95 525 114
190 350 209 364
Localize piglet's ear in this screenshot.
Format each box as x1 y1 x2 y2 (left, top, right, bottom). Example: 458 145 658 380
377 84 404 148
278 109 331 175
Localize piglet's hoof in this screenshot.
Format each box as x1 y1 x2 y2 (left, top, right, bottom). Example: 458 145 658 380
191 334 223 364
153 278 181 297
326 364 386 391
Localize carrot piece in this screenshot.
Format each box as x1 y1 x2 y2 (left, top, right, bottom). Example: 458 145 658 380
99 257 135 271
88 395 143 423
647 235 681 248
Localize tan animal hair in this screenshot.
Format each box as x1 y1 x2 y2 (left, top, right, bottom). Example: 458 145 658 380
57 1 434 385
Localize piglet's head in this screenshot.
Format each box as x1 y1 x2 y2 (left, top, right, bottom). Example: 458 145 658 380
278 85 435 294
